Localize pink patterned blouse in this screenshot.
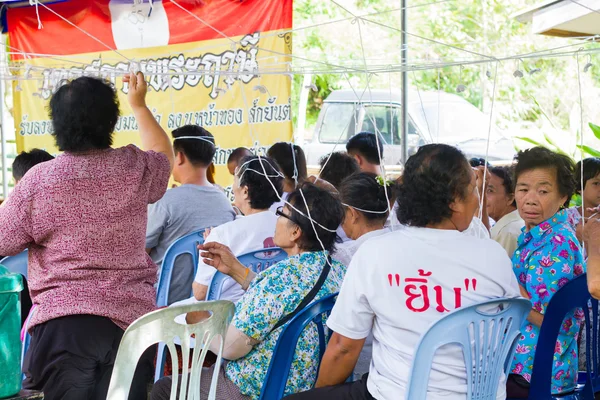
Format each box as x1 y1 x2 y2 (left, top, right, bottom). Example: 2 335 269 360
0 145 170 331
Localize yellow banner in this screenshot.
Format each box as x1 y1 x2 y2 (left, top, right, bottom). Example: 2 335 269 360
13 31 292 190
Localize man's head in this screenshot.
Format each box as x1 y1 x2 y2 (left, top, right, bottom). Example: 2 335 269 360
12 149 55 184
171 125 215 183
346 132 384 175
227 147 253 176
486 166 517 222
50 77 120 152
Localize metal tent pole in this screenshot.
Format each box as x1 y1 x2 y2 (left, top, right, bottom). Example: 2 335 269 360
400 0 409 165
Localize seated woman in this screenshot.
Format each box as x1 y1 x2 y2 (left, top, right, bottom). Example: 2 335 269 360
0 72 174 399
333 172 394 266
333 172 394 379
152 183 346 400
191 155 283 304
286 144 520 400
487 166 524 256
267 142 308 196
507 146 585 398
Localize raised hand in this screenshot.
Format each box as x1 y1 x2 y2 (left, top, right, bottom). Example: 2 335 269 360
123 71 147 109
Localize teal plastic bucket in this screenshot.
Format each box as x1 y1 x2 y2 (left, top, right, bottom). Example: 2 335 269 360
0 265 23 399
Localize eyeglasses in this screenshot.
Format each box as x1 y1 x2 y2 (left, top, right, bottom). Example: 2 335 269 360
276 206 297 225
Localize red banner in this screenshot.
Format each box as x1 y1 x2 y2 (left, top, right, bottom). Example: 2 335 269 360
8 0 293 59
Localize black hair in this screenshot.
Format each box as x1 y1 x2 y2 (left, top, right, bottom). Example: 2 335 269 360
319 152 360 189
490 166 516 207
237 156 283 210
575 157 600 191
227 147 253 166
339 172 394 224
12 149 55 181
514 147 576 207
286 182 344 253
267 142 308 183
346 132 384 165
397 144 472 227
469 157 492 168
49 77 120 152
172 125 215 167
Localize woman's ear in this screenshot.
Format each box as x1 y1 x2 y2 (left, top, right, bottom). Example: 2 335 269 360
507 193 516 207
289 224 302 244
347 206 360 224
240 185 249 202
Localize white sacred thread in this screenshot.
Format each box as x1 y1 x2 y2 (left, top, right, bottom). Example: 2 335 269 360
173 136 215 145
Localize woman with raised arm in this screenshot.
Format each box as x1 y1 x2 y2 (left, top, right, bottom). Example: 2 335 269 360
0 72 173 399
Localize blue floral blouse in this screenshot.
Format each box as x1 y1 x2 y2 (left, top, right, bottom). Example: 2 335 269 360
510 209 586 393
225 251 346 399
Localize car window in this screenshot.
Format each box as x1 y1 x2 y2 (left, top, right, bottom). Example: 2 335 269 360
359 105 420 145
318 103 357 143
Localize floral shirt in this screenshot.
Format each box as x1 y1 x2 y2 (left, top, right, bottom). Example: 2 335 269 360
225 251 346 399
510 209 586 394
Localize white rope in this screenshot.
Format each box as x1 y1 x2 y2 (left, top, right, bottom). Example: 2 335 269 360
173 136 215 145
576 50 587 258
29 0 43 29
342 203 389 214
478 61 498 221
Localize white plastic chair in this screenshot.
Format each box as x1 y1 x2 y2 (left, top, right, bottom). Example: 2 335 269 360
106 300 235 400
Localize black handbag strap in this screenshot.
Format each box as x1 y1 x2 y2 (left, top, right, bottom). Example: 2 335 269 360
270 256 332 333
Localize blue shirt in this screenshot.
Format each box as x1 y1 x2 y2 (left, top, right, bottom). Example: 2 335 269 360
510 209 586 393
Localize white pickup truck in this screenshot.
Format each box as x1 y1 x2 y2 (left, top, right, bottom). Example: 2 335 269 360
304 89 516 173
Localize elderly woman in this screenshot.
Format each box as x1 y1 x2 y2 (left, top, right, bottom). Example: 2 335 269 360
333 172 393 266
507 147 585 398
152 183 346 400
287 144 520 400
191 155 283 304
0 72 173 399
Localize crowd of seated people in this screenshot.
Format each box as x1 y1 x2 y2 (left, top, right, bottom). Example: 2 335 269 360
3 71 600 400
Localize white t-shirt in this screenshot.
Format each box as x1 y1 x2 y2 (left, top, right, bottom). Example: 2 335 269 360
333 228 390 266
194 210 278 303
463 216 490 239
327 227 520 400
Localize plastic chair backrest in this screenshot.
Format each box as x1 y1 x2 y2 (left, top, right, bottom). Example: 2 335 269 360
107 300 235 400
259 293 337 400
206 247 286 301
0 250 28 279
527 274 597 400
406 298 531 400
156 230 205 307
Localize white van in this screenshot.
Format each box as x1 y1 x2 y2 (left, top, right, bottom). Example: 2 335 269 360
304 89 515 171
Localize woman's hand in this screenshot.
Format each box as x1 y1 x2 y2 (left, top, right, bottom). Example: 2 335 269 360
198 242 243 277
519 285 530 300
123 71 147 109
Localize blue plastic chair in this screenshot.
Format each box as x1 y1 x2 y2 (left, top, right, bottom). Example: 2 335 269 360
512 274 597 400
406 298 531 400
0 250 28 278
258 293 338 400
206 247 287 301
155 229 205 308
